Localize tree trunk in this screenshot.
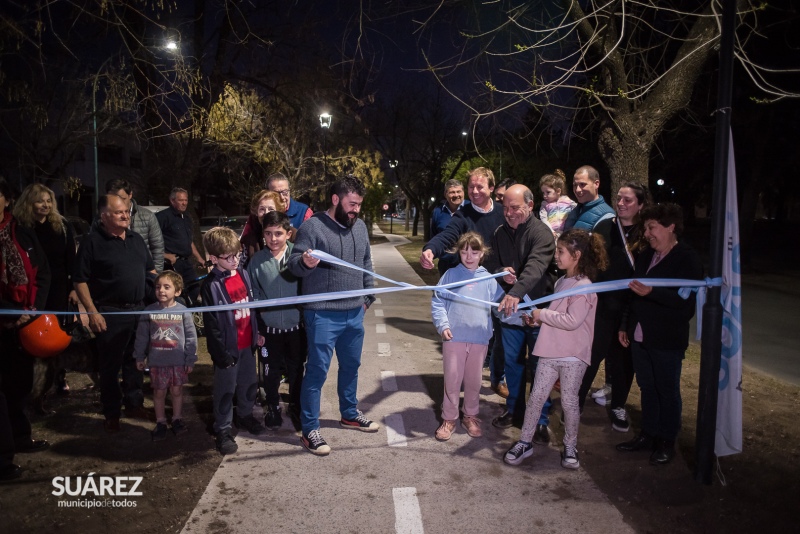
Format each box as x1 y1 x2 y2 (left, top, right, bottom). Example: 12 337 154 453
598 122 651 195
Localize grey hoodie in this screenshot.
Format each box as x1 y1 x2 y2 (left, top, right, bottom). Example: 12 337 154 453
288 212 375 311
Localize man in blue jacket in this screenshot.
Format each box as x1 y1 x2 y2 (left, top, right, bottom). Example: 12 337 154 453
266 172 313 229
563 165 615 234
430 179 466 273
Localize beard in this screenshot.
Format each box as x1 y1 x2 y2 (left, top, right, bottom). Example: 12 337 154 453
334 202 358 228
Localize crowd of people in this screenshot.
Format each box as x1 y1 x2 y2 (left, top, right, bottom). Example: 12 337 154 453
0 162 703 478
423 165 702 470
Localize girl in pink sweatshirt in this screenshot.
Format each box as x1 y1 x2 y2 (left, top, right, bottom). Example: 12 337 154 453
503 229 608 469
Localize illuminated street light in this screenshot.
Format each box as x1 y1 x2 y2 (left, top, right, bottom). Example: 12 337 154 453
319 112 332 177
319 112 332 129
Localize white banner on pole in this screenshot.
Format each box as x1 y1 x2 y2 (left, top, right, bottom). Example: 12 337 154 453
716 130 743 456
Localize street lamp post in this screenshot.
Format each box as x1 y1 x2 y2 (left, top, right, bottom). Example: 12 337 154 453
319 112 332 178
92 55 120 212
92 41 178 211
388 159 399 234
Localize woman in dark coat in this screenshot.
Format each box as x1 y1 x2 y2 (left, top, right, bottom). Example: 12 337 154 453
0 177 51 457
14 183 77 394
615 203 703 465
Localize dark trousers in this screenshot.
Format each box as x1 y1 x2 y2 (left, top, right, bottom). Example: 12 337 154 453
261 327 307 408
0 391 15 469
213 347 258 434
632 342 684 441
173 257 200 304
95 307 143 418
578 305 621 408
609 342 634 410
0 329 33 446
489 314 505 385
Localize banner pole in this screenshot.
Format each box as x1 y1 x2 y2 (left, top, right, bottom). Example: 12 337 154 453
695 0 737 485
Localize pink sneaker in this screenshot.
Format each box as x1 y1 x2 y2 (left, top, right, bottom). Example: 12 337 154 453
461 415 482 438
435 420 457 441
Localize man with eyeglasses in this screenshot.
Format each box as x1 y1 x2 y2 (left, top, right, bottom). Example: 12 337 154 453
265 173 313 229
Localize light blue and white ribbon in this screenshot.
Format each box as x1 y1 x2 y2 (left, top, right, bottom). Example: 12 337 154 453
0 249 721 337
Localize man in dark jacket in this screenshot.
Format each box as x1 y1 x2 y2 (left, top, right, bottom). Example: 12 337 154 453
484 185 555 441
421 167 505 273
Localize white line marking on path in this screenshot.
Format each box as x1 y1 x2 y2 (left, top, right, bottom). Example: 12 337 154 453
375 298 382 304
381 371 398 391
385 414 407 447
378 342 391 355
393 487 424 534
374 309 384 317
376 323 387 334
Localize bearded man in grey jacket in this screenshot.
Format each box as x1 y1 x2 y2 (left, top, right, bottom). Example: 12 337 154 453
288 176 378 456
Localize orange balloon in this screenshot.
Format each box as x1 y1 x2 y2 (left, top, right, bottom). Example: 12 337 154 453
19 314 72 358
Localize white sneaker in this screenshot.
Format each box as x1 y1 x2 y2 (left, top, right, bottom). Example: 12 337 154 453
591 384 611 399
594 395 608 406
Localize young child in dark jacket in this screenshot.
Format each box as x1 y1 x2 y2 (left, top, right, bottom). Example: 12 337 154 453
200 227 265 455
246 211 307 432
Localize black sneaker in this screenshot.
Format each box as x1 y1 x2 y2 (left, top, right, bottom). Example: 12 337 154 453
301 429 331 456
561 445 580 469
532 424 549 445
264 405 283 430
610 407 630 432
235 414 265 436
492 410 514 429
339 410 379 432
151 422 168 442
171 418 188 435
216 432 238 455
504 440 534 465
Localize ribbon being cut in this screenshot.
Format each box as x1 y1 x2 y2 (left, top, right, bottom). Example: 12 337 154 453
3 249 721 331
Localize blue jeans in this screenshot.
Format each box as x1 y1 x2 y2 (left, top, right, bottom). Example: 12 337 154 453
300 307 365 434
501 324 550 424
631 343 684 441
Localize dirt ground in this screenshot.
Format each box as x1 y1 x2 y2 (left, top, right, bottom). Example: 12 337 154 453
1 230 798 532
